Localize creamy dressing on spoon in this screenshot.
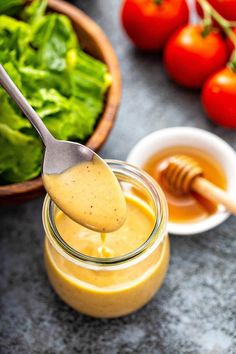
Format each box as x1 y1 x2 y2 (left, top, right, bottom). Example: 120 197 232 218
43 158 127 233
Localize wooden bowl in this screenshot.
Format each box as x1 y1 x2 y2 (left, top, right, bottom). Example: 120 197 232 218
0 0 121 205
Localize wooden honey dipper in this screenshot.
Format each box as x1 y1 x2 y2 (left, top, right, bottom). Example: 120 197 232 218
163 155 236 215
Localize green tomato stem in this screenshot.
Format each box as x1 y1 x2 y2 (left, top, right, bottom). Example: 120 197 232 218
153 0 162 4
228 50 236 72
200 0 213 36
198 0 236 69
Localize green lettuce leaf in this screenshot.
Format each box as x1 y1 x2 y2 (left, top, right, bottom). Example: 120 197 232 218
0 124 42 183
28 88 70 118
0 0 111 184
32 13 78 72
19 66 70 96
0 95 30 130
43 96 102 141
21 0 46 23
0 15 31 62
0 0 24 16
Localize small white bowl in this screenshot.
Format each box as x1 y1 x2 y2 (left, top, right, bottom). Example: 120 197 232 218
127 127 236 235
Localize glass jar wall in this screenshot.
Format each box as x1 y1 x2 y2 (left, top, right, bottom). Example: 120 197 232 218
42 161 169 318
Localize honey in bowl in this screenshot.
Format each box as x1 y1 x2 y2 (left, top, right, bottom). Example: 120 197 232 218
142 146 227 223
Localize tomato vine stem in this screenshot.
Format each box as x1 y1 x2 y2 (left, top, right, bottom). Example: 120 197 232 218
200 0 213 37
197 0 236 70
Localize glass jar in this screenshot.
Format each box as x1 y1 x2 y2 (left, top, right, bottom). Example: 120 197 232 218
42 160 169 318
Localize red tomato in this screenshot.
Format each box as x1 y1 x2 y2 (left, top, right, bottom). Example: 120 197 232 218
202 67 236 128
196 0 236 21
226 28 236 55
121 0 189 51
164 24 228 88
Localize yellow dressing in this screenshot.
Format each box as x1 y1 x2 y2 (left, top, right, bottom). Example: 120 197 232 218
55 194 155 258
44 193 169 318
43 157 127 233
99 233 111 258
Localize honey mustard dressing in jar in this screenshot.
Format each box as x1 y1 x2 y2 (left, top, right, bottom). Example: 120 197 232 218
43 161 169 318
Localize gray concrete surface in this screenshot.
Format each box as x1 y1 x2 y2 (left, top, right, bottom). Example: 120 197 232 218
1 1 236 353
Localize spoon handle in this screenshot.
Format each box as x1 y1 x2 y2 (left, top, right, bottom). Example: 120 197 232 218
0 64 54 146
192 177 236 215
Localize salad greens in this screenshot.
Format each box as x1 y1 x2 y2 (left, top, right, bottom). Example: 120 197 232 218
0 0 25 16
0 0 111 184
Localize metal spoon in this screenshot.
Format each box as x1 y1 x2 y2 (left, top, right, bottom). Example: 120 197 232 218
0 64 94 175
0 64 127 232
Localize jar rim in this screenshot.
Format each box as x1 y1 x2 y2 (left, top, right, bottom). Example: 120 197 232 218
42 160 168 267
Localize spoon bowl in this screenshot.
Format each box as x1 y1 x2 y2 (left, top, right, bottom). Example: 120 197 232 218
43 139 94 175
